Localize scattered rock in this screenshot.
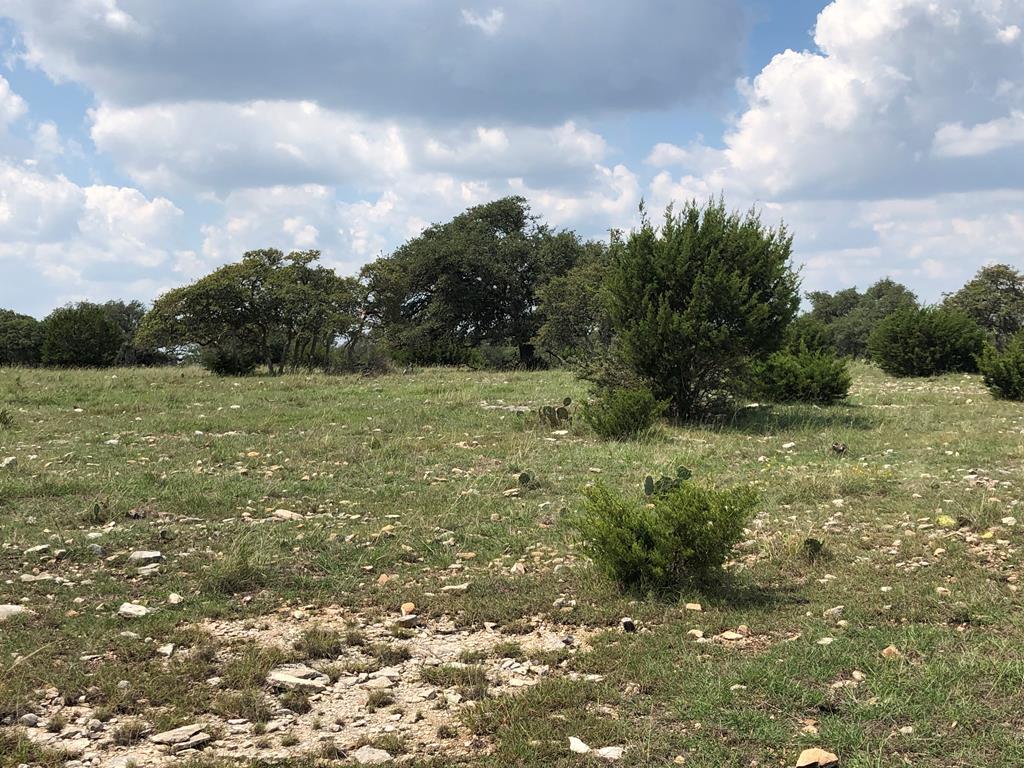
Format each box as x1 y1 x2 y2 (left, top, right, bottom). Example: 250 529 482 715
273 508 304 521
0 604 33 622
880 644 902 660
128 550 163 565
352 745 393 765
150 723 204 745
167 593 184 605
1 456 17 469
569 737 590 754
267 664 330 691
684 602 702 612
795 747 839 767
620 617 636 633
19 713 40 727
117 603 149 618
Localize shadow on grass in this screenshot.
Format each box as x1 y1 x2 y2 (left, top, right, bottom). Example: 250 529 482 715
701 402 876 435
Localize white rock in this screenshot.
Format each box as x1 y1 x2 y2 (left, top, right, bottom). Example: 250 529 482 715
128 550 163 565
352 745 393 765
267 664 329 691
0 604 32 622
569 736 591 754
118 602 149 618
150 723 204 745
167 593 184 605
596 746 625 761
1 456 17 469
157 643 175 657
273 509 303 521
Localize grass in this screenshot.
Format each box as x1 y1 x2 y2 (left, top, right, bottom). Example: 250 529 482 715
0 363 1022 766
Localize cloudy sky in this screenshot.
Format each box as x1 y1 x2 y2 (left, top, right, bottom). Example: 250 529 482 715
0 0 1022 317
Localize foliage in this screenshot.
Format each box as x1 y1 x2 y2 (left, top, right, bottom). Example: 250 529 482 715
978 331 1024 401
944 264 1024 348
0 309 44 366
604 199 799 418
868 306 986 377
40 303 124 368
138 249 363 375
580 386 665 440
199 337 262 376
362 197 592 367
783 314 834 354
575 480 756 592
533 245 612 364
807 279 919 358
752 348 852 404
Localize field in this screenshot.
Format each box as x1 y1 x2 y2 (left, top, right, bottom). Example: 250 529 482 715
1 364 1022 768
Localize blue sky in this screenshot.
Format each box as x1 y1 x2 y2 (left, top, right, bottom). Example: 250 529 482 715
0 0 1022 317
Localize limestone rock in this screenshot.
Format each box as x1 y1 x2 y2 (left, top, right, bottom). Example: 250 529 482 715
267 664 329 691
128 550 163 565
0 604 33 622
352 745 393 765
117 603 149 618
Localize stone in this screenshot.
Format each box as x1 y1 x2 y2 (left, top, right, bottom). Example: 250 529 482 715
400 601 416 616
352 745 393 765
87 544 105 557
157 643 175 657
267 664 330 691
24 544 49 556
118 602 149 618
684 602 702 612
128 550 163 565
620 617 636 633
396 614 420 629
273 509 303 521
595 746 625 761
0 604 32 622
440 582 470 593
1 456 17 469
167 593 184 605
150 723 205 745
19 713 40 727
795 747 839 767
569 737 591 754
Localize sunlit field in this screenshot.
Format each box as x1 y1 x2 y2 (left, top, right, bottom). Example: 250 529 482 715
1 363 1022 767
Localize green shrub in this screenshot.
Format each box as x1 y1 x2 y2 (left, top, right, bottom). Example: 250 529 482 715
868 306 985 377
200 339 261 376
580 386 665 440
752 349 851 404
979 332 1024 400
41 303 124 368
604 199 799 417
574 481 756 592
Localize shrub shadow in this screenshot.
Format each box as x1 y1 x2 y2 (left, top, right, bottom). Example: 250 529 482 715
701 402 876 435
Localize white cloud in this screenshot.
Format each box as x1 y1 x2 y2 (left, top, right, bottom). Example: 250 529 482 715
0 75 27 128
0 160 184 313
933 110 1024 157
461 8 505 36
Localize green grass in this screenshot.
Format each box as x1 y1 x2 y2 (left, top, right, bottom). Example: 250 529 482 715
1 363 1022 766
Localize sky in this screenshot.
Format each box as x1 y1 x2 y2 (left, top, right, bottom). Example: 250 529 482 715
0 0 1022 318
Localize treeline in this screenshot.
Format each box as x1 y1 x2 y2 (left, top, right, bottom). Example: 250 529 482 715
3 196 1024 410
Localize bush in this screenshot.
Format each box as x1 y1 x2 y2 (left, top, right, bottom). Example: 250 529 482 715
41 303 124 368
604 199 799 418
575 481 756 592
200 340 262 376
979 332 1024 400
752 349 852 404
580 386 665 440
0 309 44 366
868 306 985 377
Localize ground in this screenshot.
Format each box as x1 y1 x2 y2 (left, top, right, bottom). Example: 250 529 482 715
0 364 1021 768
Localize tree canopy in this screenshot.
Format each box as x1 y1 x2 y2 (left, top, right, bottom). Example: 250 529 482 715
362 196 591 366
944 264 1024 347
137 249 363 375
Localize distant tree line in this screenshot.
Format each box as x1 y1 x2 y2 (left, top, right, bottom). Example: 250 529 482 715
3 195 1024 411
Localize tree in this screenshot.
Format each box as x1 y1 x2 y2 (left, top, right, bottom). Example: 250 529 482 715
808 279 919 358
533 240 612 363
944 264 1024 347
868 306 985 377
605 200 799 418
137 249 363 375
979 330 1024 401
0 309 44 366
362 197 590 366
41 303 124 368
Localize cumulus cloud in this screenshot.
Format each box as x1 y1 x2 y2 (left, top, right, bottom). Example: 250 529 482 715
1 0 745 123
0 160 184 313
0 74 26 127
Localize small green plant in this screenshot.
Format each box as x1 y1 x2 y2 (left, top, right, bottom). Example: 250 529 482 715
369 643 411 666
538 397 574 427
580 386 665 440
279 733 299 747
574 480 756 592
979 332 1024 400
751 348 852 404
112 719 148 746
294 627 346 659
279 689 311 714
211 689 273 723
45 713 68 734
203 542 268 595
643 466 693 497
366 690 395 712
